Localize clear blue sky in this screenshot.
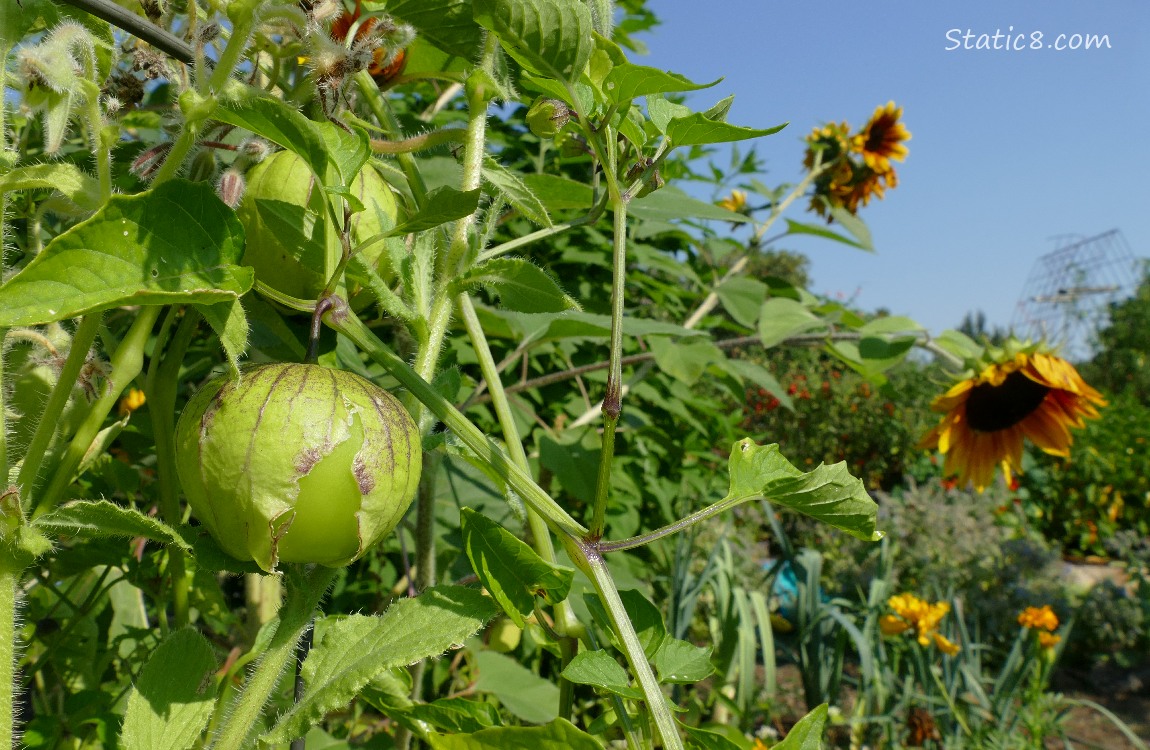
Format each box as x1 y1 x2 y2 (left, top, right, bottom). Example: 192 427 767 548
639 0 1150 339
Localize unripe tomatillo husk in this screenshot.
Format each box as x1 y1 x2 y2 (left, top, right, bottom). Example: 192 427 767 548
175 363 420 572
236 149 399 302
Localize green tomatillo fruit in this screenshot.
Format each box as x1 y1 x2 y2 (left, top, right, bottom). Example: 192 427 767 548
175 363 420 571
237 149 399 303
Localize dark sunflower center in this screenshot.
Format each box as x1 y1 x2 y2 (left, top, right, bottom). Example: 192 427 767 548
965 370 1050 432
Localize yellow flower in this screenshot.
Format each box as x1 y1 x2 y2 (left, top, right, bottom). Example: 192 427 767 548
118 387 147 417
718 189 747 214
852 101 911 174
919 349 1106 492
805 110 906 220
1018 605 1059 631
885 594 954 650
1037 631 1062 649
880 614 911 636
932 632 961 656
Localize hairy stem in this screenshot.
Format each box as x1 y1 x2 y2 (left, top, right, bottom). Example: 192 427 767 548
15 315 102 505
210 565 337 750
354 72 428 207
0 560 17 750
33 306 161 517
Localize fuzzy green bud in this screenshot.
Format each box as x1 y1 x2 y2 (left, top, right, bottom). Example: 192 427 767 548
526 97 571 139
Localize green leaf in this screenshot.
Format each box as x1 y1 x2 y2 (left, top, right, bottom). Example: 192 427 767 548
519 173 594 211
482 159 551 227
408 698 502 733
497 309 710 344
34 500 192 551
758 298 826 349
537 433 599 505
666 113 787 147
830 337 916 377
681 725 745 750
784 218 872 252
389 187 481 235
121 628 217 750
0 162 102 210
473 0 593 86
317 121 371 189
472 650 560 724
384 0 484 58
653 639 714 684
718 358 794 411
459 508 574 626
826 206 873 250
560 650 643 700
429 718 603 749
715 277 769 328
262 587 498 744
772 704 828 750
934 329 983 361
0 181 250 327
197 299 249 377
648 95 692 134
583 589 666 659
215 95 329 183
649 337 723 386
857 316 923 335
457 258 578 314
603 63 719 104
725 440 881 542
629 186 751 224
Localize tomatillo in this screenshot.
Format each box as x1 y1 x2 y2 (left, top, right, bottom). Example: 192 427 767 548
175 363 420 571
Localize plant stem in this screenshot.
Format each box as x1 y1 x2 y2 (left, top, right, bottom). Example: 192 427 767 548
15 315 102 504
573 538 683 750
145 307 200 628
588 137 626 538
330 312 586 539
354 72 428 207
0 561 18 750
457 296 581 633
210 565 337 750
32 306 161 517
53 0 196 64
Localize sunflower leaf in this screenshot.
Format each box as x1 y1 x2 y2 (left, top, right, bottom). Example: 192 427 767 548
723 439 880 542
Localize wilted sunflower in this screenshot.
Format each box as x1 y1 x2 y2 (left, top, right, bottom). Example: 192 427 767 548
853 101 911 174
920 349 1106 491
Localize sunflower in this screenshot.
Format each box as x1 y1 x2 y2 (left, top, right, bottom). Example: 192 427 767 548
852 101 911 174
920 349 1106 491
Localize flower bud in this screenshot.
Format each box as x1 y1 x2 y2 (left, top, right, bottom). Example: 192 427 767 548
175 363 421 571
215 168 245 208
526 97 571 139
188 149 218 182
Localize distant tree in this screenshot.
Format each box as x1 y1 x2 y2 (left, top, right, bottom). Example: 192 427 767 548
957 310 1008 345
743 247 811 288
1082 263 1150 402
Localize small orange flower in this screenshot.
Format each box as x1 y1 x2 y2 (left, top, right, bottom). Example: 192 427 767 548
1018 605 1059 631
1037 632 1061 649
118 388 147 417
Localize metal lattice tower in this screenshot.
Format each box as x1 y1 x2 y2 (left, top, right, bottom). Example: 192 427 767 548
1011 230 1140 362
